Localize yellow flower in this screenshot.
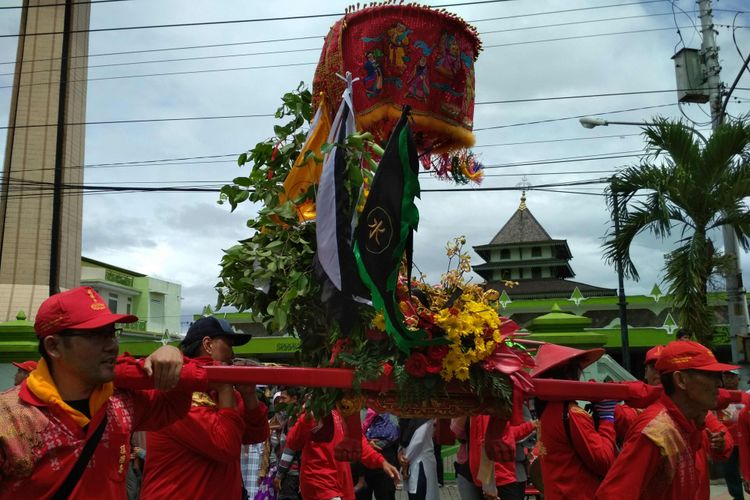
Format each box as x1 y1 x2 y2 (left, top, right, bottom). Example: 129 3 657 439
372 312 386 331
455 366 470 381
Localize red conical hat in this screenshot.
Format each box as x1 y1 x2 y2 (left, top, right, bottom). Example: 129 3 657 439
531 343 604 378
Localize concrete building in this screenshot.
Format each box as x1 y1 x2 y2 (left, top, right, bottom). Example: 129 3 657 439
81 257 182 338
0 0 91 322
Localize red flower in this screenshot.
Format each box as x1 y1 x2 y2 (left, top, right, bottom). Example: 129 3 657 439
366 328 387 341
428 345 449 362
426 358 442 374
405 352 428 378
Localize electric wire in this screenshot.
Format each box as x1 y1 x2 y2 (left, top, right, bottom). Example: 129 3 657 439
0 0 133 9
0 0 524 38
0 10 696 78
0 26 702 91
0 100 692 132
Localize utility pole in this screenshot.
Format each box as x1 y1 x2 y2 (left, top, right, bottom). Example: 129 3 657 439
699 0 750 362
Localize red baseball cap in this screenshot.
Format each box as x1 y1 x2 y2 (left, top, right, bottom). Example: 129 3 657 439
531 343 604 378
34 286 138 338
12 360 37 372
644 345 664 365
655 340 738 374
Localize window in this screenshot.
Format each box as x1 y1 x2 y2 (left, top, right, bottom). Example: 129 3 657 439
500 269 511 280
532 267 542 279
500 249 511 260
108 293 118 313
531 246 542 257
126 297 132 315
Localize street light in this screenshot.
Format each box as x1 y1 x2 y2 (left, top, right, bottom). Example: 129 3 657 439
578 116 708 144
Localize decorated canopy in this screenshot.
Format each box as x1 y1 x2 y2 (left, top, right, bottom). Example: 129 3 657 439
313 3 482 153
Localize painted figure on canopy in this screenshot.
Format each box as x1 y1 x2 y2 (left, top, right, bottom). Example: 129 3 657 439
363 51 384 98
386 22 411 73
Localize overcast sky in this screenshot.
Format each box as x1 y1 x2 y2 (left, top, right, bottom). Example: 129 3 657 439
1 0 749 332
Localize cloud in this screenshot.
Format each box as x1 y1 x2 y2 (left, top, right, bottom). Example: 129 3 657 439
2 0 749 328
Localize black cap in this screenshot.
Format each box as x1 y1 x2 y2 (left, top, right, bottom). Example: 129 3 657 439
181 316 252 353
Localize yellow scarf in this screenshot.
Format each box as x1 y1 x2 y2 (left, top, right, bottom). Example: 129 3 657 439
26 358 113 428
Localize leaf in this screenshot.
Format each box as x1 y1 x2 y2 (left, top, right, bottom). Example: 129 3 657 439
237 152 248 166
233 176 253 187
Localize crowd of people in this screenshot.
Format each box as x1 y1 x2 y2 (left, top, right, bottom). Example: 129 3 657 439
1 286 749 499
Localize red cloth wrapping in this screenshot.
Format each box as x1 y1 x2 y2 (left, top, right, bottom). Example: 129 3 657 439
113 354 208 392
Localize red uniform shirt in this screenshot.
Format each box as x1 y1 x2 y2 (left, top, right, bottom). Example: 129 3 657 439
285 411 384 500
468 415 535 487
538 401 616 500
140 390 269 499
737 406 750 481
596 394 708 500
0 380 192 499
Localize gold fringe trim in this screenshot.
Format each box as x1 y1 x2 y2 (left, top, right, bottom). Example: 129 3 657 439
356 104 475 153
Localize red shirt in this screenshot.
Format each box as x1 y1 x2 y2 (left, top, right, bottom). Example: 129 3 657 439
538 401 616 500
614 404 640 444
0 379 193 499
285 411 384 500
596 394 708 500
140 391 269 499
739 407 750 481
468 415 535 487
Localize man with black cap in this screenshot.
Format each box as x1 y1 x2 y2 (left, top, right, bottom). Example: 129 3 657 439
0 286 201 499
140 316 270 500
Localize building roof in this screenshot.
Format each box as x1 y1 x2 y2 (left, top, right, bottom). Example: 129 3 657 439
486 278 617 299
488 197 552 245
81 256 146 277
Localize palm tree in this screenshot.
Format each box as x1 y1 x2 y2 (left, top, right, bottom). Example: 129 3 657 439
603 117 750 345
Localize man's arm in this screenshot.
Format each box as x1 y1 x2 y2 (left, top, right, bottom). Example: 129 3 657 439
705 411 733 461
595 433 661 499
237 391 270 445
567 405 616 477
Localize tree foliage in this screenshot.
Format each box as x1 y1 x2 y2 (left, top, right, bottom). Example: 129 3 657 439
603 117 750 344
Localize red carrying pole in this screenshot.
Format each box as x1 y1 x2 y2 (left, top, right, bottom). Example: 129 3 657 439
201 365 747 408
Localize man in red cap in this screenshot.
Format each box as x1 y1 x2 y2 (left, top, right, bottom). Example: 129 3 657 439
140 316 270 499
12 360 37 386
0 286 201 499
596 340 738 499
532 343 617 500
644 345 664 386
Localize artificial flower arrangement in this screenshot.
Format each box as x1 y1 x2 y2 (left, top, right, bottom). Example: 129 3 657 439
332 236 533 416
216 84 530 418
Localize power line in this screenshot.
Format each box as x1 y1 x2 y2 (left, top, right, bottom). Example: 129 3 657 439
0 47 323 77
0 176 610 197
473 103 678 131
480 12 676 35
469 0 666 23
0 61 318 90
0 112 275 130
3 134 652 176
0 0 133 9
473 132 643 148
6 149 645 180
0 25 713 89
483 25 693 49
0 1 686 67
3 9 712 75
0 35 325 66
0 97 696 131
0 0 520 38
